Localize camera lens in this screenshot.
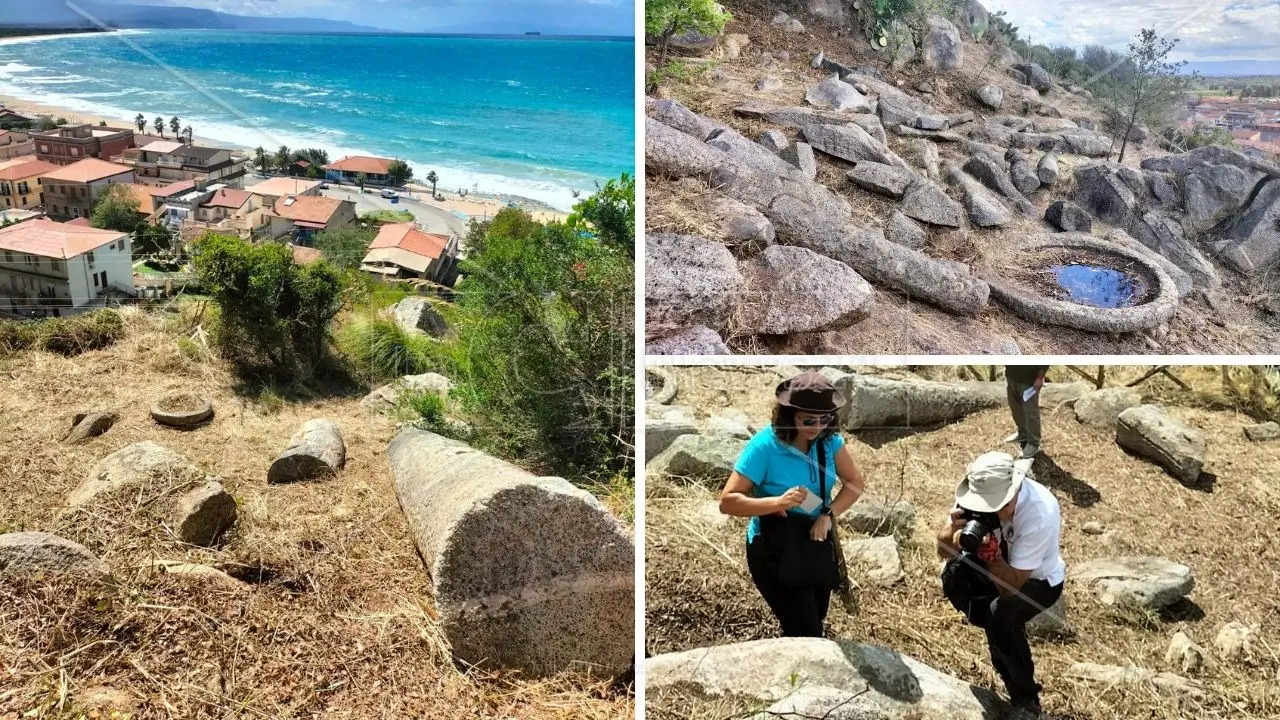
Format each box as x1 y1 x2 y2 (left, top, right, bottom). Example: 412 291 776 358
958 519 989 553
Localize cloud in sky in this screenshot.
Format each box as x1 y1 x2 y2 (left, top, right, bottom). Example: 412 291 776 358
981 0 1280 61
114 0 635 34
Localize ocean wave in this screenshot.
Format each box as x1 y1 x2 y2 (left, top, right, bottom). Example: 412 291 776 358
22 75 89 85
270 81 327 93
505 80 522 87
0 62 38 78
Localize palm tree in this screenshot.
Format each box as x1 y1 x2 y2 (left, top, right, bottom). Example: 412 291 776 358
254 146 269 173
355 171 367 192
426 170 439 197
275 145 291 172
134 113 146 132
153 117 165 137
182 125 193 144
169 116 181 137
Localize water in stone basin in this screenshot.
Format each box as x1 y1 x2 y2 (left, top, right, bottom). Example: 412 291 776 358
1051 264 1141 308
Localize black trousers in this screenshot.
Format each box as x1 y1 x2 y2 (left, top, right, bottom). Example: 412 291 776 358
969 578 1064 707
746 535 831 637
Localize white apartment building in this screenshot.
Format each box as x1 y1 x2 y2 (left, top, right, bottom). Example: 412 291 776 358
0 219 135 317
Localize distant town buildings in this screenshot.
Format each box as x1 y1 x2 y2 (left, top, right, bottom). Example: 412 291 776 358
0 218 134 317
115 139 248 189
323 155 396 186
32 124 136 166
0 131 34 161
0 156 59 210
248 177 322 205
38 158 135 221
1185 96 1280 159
266 194 357 242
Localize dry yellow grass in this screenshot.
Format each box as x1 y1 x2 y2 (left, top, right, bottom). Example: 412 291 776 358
0 307 633 719
646 365 1280 720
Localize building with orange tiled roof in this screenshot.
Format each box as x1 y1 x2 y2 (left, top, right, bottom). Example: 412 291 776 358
38 158 135 221
360 221 459 285
0 218 134 317
0 156 59 211
266 193 356 241
247 176 321 204
323 155 397 186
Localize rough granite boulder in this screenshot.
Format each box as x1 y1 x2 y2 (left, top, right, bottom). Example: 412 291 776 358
1215 622 1255 664
1016 62 1054 92
647 433 747 482
173 480 237 547
975 84 1003 110
781 141 818 181
649 98 727 141
842 536 904 586
1073 163 1139 225
963 154 1035 215
1045 200 1092 232
911 138 941 180
64 411 118 445
889 20 916 71
1009 153 1041 196
1073 556 1195 610
1181 162 1263 232
388 429 634 677
760 129 788 153
646 637 1004 720
841 498 918 537
1074 387 1142 428
0 531 112 581
362 372 455 412
806 74 874 112
1038 153 1060 186
885 211 927 250
645 409 698 463
1116 405 1206 485
709 196 775 256
847 161 918 199
386 297 448 338
1066 663 1205 696
1244 421 1280 442
1214 178 1280 275
739 245 875 335
901 180 965 227
947 164 1013 227
646 233 744 332
69 441 205 507
646 326 730 355
921 15 963 72
1026 594 1070 638
771 11 805 32
802 123 910 169
1166 631 1206 674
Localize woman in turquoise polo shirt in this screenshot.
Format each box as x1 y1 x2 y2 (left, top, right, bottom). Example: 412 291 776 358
719 371 868 638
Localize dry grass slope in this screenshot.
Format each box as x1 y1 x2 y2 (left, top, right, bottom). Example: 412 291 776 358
0 308 632 719
646 365 1280 720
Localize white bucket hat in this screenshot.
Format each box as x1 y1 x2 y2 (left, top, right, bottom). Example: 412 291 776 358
954 451 1027 512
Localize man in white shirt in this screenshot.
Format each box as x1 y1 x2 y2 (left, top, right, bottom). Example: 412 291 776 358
936 451 1066 720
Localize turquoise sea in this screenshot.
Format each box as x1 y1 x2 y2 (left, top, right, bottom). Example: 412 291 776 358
0 30 634 209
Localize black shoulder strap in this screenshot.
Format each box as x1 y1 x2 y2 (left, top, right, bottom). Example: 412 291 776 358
818 436 829 513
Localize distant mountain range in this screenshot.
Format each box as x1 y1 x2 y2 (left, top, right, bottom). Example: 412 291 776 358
0 2 384 34
1183 60 1280 77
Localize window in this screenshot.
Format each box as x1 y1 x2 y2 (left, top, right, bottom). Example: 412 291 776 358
39 144 48 153
4 250 12 263
86 251 94 264
100 271 107 288
93 273 99 288
17 181 27 194
3 198 8 208
52 260 62 273
70 147 79 156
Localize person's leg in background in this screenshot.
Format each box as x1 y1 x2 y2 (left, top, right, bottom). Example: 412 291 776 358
1006 379 1030 447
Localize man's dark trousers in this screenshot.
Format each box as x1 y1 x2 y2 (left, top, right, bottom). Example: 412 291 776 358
970 578 1064 708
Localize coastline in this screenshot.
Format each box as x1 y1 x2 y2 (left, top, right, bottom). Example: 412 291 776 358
0 91 568 223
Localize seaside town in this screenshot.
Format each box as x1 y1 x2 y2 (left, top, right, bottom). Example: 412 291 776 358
1180 92 1280 157
0 103 495 318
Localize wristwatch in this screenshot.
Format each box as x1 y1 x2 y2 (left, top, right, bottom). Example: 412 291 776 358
820 507 833 517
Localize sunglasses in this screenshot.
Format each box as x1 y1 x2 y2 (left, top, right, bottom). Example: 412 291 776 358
798 413 835 427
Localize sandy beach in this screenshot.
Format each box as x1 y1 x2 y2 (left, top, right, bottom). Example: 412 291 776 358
0 91 569 225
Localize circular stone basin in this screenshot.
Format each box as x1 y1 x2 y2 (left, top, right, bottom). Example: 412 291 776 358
1050 263 1145 309
150 393 214 428
983 233 1178 333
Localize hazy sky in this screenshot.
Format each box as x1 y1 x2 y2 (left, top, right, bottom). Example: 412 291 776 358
982 0 1280 61
95 0 636 34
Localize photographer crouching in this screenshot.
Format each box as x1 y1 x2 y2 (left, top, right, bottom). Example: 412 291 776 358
937 452 1065 720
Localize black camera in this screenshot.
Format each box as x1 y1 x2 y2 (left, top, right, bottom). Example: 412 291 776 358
957 509 1000 554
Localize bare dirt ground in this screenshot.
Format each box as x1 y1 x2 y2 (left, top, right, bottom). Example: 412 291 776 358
646 365 1280 720
0 308 633 719
645 5 1280 355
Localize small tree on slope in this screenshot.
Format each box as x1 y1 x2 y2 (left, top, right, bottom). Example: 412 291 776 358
1106 28 1196 164
645 0 731 70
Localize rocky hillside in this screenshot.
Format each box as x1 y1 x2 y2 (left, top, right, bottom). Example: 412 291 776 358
644 1 1280 355
644 365 1280 720
0 308 633 719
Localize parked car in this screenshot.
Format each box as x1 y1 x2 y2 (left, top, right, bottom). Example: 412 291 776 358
319 181 330 189
380 188 398 199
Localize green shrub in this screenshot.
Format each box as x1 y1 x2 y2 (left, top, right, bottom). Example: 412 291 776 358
336 315 437 380
189 233 345 380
